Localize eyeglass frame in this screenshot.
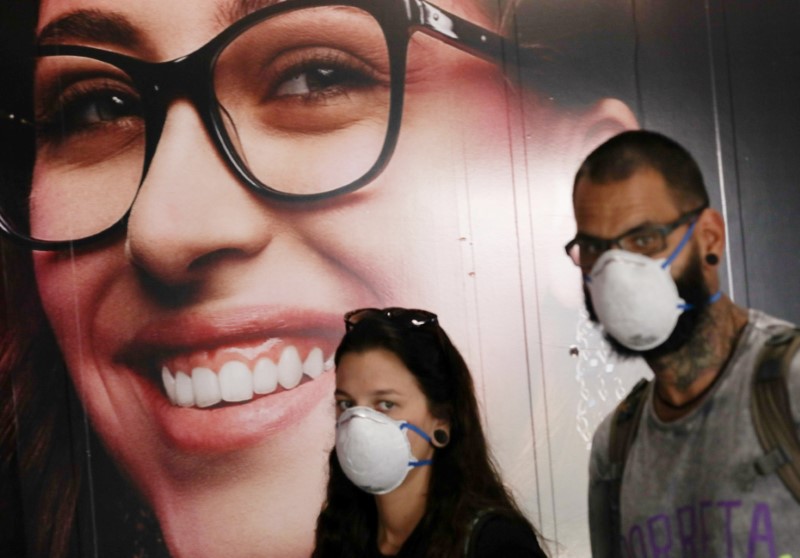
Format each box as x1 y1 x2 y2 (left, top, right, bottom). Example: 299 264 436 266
344 307 439 331
564 205 708 271
15 0 512 251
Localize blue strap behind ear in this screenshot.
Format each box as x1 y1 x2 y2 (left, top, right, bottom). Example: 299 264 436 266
679 290 723 311
400 423 434 467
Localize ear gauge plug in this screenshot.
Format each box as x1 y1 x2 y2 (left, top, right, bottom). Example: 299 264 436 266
705 253 719 266
433 429 449 447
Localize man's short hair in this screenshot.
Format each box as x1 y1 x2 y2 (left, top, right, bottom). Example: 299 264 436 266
573 130 710 210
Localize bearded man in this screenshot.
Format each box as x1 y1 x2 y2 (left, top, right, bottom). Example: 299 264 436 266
566 130 800 557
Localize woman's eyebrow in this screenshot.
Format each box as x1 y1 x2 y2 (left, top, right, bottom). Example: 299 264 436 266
37 9 142 49
333 388 402 398
370 389 401 397
218 0 283 25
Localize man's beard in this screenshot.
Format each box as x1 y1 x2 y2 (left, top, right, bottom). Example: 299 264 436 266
584 249 712 360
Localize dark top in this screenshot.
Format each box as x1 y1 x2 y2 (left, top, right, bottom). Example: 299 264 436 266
369 514 547 558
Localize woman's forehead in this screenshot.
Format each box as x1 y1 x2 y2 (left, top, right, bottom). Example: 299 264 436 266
38 0 229 56
337 350 421 390
38 0 495 38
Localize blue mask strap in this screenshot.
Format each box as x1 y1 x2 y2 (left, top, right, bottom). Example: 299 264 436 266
661 219 697 269
401 423 434 467
678 290 723 311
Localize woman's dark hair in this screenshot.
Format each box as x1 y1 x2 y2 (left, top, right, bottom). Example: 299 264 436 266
0 243 168 558
312 310 539 558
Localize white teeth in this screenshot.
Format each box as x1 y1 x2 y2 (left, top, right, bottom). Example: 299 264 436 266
253 357 278 394
219 361 253 402
192 367 221 408
278 346 303 389
303 347 324 379
161 345 328 408
162 366 177 404
175 371 195 407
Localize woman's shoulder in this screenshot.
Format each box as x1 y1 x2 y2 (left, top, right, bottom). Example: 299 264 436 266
471 513 547 558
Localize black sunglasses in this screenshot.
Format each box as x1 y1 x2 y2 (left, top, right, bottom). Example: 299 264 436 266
344 307 438 331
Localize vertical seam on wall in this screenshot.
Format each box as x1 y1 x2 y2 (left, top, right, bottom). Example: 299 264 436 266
631 0 645 124
68 244 100 558
704 0 737 300
505 11 556 548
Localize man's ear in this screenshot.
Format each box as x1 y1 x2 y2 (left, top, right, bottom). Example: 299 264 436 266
697 207 726 270
576 98 639 158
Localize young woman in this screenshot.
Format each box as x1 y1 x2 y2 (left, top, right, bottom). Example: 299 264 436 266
314 307 547 557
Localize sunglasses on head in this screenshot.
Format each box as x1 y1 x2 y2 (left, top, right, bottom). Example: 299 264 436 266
343 307 438 331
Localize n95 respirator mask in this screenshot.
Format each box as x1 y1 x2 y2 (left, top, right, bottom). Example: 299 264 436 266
585 249 688 351
335 406 433 495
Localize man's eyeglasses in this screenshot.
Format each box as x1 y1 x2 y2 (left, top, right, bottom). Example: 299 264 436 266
3 0 510 250
344 307 438 331
564 205 707 271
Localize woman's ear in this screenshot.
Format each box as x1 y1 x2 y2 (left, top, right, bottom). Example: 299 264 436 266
533 97 637 192
577 98 639 157
431 414 450 448
432 427 450 448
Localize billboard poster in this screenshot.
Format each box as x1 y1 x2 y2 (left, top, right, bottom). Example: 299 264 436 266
1 0 798 556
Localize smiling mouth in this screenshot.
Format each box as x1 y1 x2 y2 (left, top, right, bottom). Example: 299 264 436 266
160 344 334 409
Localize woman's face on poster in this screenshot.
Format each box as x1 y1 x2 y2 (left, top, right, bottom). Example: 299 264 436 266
31 0 525 554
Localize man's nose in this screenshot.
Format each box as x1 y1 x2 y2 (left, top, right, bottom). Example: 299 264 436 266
125 100 276 286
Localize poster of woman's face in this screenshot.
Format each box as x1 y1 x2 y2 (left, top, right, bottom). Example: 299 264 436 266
2 0 799 556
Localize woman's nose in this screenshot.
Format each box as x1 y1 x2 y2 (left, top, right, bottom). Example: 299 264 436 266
125 101 276 286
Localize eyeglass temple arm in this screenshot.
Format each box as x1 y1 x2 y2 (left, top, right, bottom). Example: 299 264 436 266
408 0 511 65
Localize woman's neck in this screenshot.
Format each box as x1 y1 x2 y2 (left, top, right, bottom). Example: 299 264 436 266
374 466 431 555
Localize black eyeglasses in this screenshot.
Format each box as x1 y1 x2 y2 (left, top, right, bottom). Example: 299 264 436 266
564 205 707 271
4 0 510 250
344 307 438 331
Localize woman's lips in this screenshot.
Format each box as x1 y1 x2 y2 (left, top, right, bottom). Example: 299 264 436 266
117 307 342 453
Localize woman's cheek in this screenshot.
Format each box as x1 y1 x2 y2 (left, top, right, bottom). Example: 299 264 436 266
32 247 124 354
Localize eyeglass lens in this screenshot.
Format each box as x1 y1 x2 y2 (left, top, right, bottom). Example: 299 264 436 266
213 8 390 194
570 228 668 270
24 6 392 244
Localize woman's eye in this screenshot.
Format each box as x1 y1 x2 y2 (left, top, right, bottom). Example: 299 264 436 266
78 92 137 123
275 67 341 97
376 401 395 412
336 400 353 411
38 85 143 140
65 91 139 127
273 63 375 99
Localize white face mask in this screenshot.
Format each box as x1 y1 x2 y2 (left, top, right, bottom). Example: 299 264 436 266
335 406 433 495
585 249 688 351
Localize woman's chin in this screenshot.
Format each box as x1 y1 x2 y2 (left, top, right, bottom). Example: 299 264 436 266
138 390 333 558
